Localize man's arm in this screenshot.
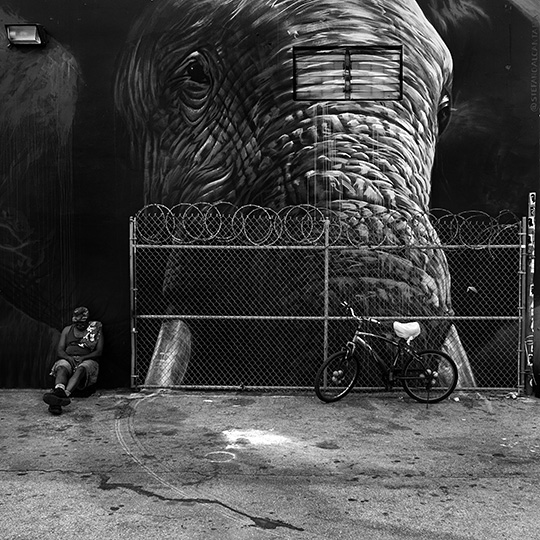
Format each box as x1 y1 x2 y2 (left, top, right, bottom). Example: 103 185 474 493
57 326 73 361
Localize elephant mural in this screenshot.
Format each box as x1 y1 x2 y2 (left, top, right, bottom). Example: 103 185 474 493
115 0 482 386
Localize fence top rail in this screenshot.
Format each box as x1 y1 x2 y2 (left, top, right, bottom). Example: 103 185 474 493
131 203 522 248
134 242 521 251
135 314 521 321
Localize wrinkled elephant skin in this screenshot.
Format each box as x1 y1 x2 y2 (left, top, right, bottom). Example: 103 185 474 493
115 0 475 387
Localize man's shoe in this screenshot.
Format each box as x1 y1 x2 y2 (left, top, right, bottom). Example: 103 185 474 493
48 405 62 415
43 388 71 407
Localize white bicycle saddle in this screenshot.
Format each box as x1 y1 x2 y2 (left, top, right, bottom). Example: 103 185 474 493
393 321 421 341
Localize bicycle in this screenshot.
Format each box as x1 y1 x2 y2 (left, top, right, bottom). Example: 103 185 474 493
314 302 459 404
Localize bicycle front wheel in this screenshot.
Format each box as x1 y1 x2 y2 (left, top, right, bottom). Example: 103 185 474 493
402 350 458 404
314 351 359 403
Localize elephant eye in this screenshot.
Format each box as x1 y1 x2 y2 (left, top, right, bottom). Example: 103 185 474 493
161 51 212 117
185 59 210 85
437 90 452 136
164 52 212 99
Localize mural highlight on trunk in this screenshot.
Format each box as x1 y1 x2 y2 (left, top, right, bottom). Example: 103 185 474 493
115 0 480 387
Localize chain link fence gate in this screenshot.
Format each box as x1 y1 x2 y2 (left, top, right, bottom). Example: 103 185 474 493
130 202 532 393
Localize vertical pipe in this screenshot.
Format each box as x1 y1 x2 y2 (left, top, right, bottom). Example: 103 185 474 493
129 216 138 389
524 193 536 394
519 217 527 393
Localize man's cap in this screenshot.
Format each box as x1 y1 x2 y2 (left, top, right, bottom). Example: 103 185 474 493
72 306 89 322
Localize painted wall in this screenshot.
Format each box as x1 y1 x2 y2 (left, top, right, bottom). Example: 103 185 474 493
0 0 538 388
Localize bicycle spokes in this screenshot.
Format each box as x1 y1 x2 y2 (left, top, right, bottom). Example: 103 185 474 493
401 350 458 404
314 351 359 403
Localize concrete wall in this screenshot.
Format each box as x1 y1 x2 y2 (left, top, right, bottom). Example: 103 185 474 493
0 0 538 387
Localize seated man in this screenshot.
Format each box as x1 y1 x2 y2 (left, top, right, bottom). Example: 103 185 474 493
43 306 104 415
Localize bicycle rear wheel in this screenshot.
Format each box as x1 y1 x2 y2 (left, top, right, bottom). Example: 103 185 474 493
402 350 458 404
314 351 359 403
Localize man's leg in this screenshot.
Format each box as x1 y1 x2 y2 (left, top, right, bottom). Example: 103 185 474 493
53 365 70 390
66 365 87 396
43 363 72 412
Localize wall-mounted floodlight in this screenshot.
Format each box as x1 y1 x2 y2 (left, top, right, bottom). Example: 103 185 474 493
5 24 48 47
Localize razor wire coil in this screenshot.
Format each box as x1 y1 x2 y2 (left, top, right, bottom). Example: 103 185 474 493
134 203 520 249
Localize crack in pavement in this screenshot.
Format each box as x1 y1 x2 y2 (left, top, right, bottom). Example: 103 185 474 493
98 474 304 531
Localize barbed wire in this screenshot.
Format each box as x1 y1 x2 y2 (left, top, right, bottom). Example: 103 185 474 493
133 203 521 248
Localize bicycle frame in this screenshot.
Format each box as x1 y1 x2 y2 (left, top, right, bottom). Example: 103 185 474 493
347 327 412 387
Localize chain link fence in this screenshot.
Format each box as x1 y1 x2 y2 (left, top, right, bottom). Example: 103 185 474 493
130 203 530 392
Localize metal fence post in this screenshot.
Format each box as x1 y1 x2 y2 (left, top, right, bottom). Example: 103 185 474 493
129 216 138 389
322 219 330 386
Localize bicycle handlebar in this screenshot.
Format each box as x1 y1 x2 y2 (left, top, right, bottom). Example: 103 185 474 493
340 301 381 325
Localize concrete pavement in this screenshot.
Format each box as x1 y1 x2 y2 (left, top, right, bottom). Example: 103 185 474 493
1 388 539 539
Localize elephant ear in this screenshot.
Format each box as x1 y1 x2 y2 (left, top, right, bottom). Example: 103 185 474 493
419 0 539 42
0 8 80 385
417 0 489 36
503 0 539 24
420 0 537 215
416 0 490 139
0 7 80 321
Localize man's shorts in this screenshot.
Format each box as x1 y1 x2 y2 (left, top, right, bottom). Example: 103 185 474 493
49 358 99 388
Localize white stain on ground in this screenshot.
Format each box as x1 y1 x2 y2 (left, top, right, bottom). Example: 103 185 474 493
223 429 291 449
